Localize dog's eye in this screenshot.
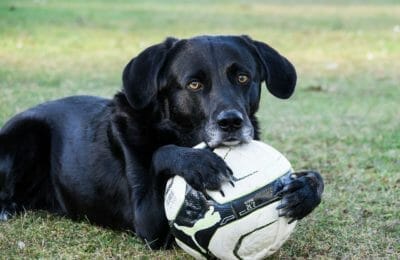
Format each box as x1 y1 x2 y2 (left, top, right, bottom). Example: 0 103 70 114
187 81 204 91
237 74 250 85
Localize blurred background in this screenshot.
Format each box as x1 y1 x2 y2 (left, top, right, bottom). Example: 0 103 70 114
0 0 399 258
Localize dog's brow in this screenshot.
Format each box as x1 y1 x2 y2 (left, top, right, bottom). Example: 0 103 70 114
205 38 222 72
227 62 251 74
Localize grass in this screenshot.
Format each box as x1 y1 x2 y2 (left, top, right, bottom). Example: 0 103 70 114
0 0 399 258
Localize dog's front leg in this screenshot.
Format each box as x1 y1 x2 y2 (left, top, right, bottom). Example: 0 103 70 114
133 144 231 249
133 189 171 249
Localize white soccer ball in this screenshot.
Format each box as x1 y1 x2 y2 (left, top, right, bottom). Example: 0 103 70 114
164 140 297 260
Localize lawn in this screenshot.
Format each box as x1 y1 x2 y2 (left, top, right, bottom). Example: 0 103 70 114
0 0 399 258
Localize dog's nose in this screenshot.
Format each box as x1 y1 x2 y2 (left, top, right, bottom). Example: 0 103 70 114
217 110 244 132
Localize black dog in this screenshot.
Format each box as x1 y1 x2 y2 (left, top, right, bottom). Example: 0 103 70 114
0 35 323 249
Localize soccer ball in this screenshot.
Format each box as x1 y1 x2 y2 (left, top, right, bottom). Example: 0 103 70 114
164 141 297 259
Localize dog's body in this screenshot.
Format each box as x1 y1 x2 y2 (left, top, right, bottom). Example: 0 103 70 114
0 35 323 249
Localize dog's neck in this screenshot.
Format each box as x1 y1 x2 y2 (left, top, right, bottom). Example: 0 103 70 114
111 92 200 148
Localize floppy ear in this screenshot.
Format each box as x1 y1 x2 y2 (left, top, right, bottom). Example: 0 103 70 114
122 37 178 110
243 36 297 99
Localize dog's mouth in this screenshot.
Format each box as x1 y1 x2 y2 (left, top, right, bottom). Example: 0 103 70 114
204 123 254 148
221 138 241 146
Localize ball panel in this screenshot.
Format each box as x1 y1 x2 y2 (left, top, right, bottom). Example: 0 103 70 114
208 141 292 204
171 186 222 253
236 205 297 259
164 176 187 221
268 216 297 254
235 219 278 259
176 238 207 260
208 201 293 260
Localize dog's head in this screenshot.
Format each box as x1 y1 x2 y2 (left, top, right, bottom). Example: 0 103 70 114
122 35 296 147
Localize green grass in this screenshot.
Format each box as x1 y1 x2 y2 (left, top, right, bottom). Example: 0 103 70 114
1 0 399 258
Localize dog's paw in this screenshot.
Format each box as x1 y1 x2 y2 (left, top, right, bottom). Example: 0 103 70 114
276 171 324 222
173 148 232 191
153 145 232 191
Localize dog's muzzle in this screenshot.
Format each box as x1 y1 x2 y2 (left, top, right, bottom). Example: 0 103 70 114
205 109 254 147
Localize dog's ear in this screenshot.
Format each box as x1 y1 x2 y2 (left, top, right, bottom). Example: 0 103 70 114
242 36 297 99
122 37 178 110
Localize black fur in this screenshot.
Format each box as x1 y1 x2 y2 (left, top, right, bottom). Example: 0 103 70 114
0 35 323 248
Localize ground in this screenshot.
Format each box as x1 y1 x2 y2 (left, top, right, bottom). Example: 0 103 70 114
0 0 399 258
